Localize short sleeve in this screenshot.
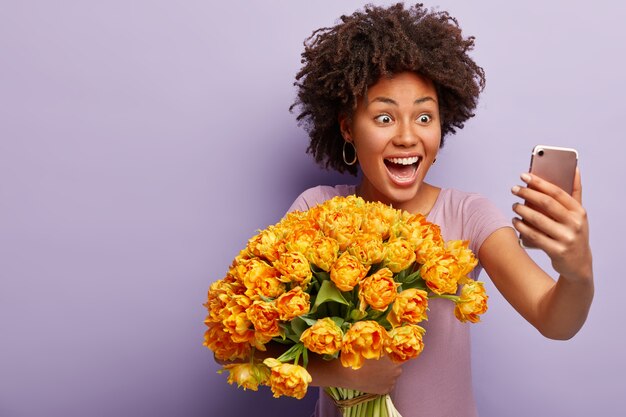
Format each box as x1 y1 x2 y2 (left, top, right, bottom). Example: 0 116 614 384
428 189 513 280
462 193 513 258
286 184 356 213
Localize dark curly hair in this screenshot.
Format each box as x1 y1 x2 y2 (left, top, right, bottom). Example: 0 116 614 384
290 2 486 175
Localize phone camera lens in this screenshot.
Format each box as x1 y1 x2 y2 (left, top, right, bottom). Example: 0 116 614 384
537 149 544 156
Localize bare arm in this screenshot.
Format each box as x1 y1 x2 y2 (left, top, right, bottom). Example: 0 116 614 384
306 353 402 394
479 169 594 340
214 343 403 394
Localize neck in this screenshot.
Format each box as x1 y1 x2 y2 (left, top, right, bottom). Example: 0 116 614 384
355 182 441 216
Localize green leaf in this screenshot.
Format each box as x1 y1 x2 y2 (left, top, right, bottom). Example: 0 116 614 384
394 263 421 284
276 343 304 363
329 316 345 328
310 280 349 313
402 277 427 291
395 268 409 282
313 270 331 283
322 352 340 361
403 269 421 283
298 315 318 326
366 309 385 321
377 316 392 331
289 315 318 338
368 263 384 275
307 281 320 297
272 336 293 345
290 317 308 338
287 334 301 343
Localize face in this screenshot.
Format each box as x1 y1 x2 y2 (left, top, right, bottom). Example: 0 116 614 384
341 71 441 212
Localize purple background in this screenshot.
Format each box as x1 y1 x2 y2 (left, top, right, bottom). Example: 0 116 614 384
0 1 623 416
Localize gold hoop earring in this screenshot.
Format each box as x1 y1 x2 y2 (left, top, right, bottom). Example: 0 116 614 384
342 141 358 166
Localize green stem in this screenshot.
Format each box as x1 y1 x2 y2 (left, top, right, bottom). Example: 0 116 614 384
373 395 380 417
360 397 366 417
381 396 387 417
429 293 460 302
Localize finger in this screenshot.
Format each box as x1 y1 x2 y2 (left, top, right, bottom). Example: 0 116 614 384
520 173 579 211
571 168 583 204
512 217 562 253
511 185 572 224
512 201 569 241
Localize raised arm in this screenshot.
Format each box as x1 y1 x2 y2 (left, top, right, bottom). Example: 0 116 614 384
478 169 594 340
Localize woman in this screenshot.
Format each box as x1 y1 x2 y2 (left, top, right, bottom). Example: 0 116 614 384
286 3 593 416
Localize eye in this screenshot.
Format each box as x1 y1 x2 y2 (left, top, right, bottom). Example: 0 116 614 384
418 114 432 124
375 114 393 124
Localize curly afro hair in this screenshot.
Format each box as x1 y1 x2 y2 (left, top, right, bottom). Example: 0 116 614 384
290 2 486 176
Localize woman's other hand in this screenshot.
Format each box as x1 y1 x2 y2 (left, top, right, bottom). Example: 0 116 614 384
307 354 403 395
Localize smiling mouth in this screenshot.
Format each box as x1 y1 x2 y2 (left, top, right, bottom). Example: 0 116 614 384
384 156 421 184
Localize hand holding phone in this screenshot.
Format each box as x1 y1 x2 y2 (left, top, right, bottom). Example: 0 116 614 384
519 145 578 248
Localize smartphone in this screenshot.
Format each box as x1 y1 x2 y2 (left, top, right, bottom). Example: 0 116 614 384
527 145 578 195
520 145 578 248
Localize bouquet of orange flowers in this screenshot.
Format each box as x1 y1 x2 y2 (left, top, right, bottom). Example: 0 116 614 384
203 195 488 417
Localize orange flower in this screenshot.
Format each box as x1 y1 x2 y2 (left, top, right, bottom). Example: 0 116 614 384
358 267 398 312
360 202 397 240
415 236 443 265
221 362 270 391
306 236 339 271
383 238 417 273
255 275 287 299
230 248 252 269
234 257 273 284
275 287 310 321
280 210 317 230
447 240 478 283
204 277 243 323
300 317 343 355
235 258 285 299
392 213 445 264
284 227 320 255
454 280 488 323
203 323 250 361
340 321 389 369
246 226 282 262
304 204 326 229
387 288 429 327
385 324 426 363
319 209 361 251
263 358 312 399
347 233 385 266
320 194 365 212
221 295 255 344
247 300 281 343
420 249 460 295
330 252 369 292
273 251 313 287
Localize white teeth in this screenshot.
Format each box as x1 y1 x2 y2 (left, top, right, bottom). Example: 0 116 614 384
386 156 419 165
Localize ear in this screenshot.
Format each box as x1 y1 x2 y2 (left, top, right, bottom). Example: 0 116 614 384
338 114 353 142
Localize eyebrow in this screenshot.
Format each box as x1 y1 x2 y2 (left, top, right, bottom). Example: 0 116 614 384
369 96 437 106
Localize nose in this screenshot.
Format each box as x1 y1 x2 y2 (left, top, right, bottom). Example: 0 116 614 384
392 119 419 147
